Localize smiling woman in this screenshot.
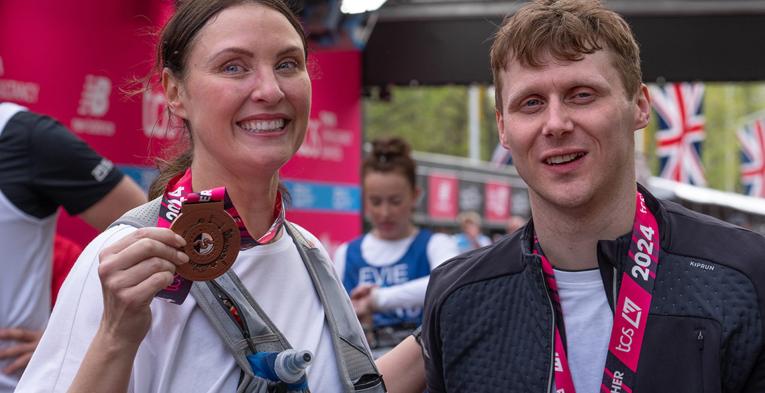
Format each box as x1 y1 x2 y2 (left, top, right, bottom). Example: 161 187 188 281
14 1 384 393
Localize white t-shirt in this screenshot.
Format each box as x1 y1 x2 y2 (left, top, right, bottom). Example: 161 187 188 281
555 268 613 393
333 231 459 310
0 103 124 393
16 223 345 393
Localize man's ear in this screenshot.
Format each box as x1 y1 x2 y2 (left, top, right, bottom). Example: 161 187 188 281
496 109 510 150
162 68 187 119
634 84 651 130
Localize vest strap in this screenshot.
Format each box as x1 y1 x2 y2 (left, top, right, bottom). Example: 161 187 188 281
109 199 386 393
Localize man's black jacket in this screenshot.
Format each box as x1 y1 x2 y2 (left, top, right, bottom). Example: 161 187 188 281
422 186 765 393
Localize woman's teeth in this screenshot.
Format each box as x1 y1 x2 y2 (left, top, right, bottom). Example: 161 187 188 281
239 119 285 132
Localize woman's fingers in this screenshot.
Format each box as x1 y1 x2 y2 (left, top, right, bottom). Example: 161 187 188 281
111 270 177 310
0 328 41 375
351 283 377 299
96 227 189 333
101 257 179 293
99 228 187 275
99 227 186 263
0 328 40 343
2 351 33 375
123 271 177 306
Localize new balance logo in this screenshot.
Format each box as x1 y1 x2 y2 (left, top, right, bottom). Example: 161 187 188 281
91 159 114 182
78 75 111 117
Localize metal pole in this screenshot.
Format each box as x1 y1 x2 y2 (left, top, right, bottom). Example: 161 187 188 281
468 84 480 161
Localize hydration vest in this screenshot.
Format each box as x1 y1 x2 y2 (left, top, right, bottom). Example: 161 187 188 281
110 198 386 393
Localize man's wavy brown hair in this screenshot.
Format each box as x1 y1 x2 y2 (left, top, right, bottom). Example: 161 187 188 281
490 0 642 111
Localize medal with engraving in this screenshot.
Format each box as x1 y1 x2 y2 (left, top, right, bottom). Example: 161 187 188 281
155 169 286 303
171 201 241 281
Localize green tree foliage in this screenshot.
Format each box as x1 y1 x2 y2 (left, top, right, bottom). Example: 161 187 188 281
364 85 499 160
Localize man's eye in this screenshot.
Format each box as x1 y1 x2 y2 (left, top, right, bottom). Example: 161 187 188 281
570 91 595 103
276 60 298 71
523 98 542 107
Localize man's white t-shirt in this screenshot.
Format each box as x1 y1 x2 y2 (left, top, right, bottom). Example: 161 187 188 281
16 223 345 393
555 268 613 393
333 231 459 310
0 103 126 393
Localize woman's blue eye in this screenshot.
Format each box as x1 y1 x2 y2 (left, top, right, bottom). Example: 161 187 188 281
223 64 243 73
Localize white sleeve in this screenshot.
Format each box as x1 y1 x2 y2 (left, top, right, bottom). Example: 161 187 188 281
15 226 135 393
333 243 349 279
373 233 460 312
426 233 461 270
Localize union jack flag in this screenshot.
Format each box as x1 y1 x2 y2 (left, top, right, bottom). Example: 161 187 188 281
650 82 707 186
738 117 765 197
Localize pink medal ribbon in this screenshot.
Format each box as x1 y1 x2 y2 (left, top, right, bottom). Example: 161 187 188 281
533 191 660 393
155 168 285 304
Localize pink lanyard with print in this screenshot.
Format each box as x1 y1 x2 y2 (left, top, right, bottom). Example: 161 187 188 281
533 191 660 393
155 168 285 304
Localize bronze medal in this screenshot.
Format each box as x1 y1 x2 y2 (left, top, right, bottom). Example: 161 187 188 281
170 201 241 281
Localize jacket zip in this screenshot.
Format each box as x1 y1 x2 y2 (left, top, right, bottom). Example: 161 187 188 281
612 267 619 308
697 329 705 393
541 265 556 393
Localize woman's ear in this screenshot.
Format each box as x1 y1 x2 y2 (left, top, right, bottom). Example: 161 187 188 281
162 68 187 119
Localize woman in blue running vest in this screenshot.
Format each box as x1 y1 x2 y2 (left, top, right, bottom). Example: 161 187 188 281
334 137 459 349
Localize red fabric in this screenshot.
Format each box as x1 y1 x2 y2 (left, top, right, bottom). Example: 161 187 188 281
51 234 83 306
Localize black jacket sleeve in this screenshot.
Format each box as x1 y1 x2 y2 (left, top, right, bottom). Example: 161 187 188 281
421 263 447 393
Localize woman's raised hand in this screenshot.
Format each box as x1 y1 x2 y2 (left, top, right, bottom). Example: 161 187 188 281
96 227 189 347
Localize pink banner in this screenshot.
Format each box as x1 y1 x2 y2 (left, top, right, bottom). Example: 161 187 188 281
428 173 459 220
282 50 363 247
1 0 175 245
284 51 362 184
0 0 176 164
485 181 512 223
1 1 363 248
